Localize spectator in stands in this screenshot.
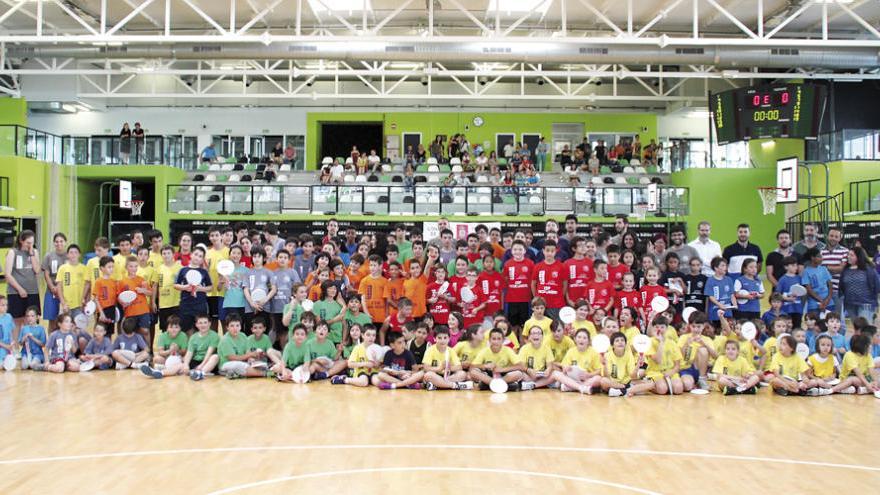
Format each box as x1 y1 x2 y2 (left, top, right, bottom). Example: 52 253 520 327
559 145 572 169
588 153 600 175
614 140 626 161
367 149 381 172
284 142 296 164
403 164 415 193
576 137 591 158
520 142 531 161
460 135 470 156
475 151 488 174
488 151 499 174
119 122 132 164
594 139 607 165
430 136 444 163
416 143 426 164
319 165 332 185
200 143 218 164
271 142 284 165
632 135 642 160
510 152 523 171
448 134 460 159
503 140 515 160
607 145 619 165
536 137 549 172
643 139 659 165
404 145 415 167
264 161 277 183
133 122 145 163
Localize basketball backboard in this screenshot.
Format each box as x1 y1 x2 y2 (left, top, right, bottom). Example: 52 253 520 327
776 157 798 203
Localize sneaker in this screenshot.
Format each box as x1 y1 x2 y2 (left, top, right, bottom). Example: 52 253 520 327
774 388 789 396
735 385 746 393
723 386 737 396
313 371 328 381
608 388 623 397
265 370 276 379
698 377 710 390
521 381 536 391
79 360 95 372
706 373 718 381
806 388 820 396
456 381 474 390
31 362 44 372
226 369 243 380
378 382 393 390
507 381 521 392
140 365 159 378
407 383 421 390
818 388 833 396
478 382 490 391
425 382 437 391
744 386 757 395
839 386 856 394
858 386 868 394
560 383 571 392
189 370 204 381
115 362 127 370
331 375 346 385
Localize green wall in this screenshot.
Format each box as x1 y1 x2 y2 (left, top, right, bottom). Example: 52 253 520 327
797 160 880 213
0 98 27 126
306 111 658 170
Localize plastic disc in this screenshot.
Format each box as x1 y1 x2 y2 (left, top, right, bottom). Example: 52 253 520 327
437 282 449 295
118 290 137 305
83 301 97 316
217 260 235 277
489 378 508 394
559 307 576 324
3 354 15 371
689 388 709 395
592 334 610 354
682 306 697 325
650 296 670 313
796 343 810 360
250 288 267 302
185 270 203 286
789 284 807 297
632 334 652 354
74 313 89 330
741 322 757 341
460 286 476 303
300 299 314 312
291 365 310 384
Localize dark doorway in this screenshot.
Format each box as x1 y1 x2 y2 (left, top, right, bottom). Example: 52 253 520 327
320 122 383 162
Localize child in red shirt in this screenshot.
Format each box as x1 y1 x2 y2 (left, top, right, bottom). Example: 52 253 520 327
586 259 615 315
531 240 565 321
477 253 503 320
460 267 487 328
564 237 594 306
426 266 453 325
606 245 630 290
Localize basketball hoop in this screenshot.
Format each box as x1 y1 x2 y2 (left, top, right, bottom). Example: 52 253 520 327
757 187 786 215
131 200 145 217
633 203 649 219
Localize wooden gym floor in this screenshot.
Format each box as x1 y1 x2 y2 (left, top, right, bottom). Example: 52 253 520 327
0 370 878 494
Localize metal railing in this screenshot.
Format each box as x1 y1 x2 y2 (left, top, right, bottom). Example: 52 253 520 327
166 183 688 217
807 129 880 162
0 176 9 207
786 191 844 241
848 178 880 214
0 125 63 163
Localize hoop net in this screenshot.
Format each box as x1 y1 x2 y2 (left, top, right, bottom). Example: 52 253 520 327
757 187 784 215
633 203 649 219
131 200 145 217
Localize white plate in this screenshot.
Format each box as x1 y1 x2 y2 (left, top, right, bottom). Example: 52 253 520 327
741 322 757 341
74 314 89 330
681 307 697 324
650 296 669 313
83 301 97 316
300 299 314 312
118 290 137 305
3 354 15 371
185 270 203 286
251 288 268 302
789 284 807 297
437 282 449 296
460 286 476 303
559 307 576 324
592 334 610 354
217 260 235 277
689 388 709 395
632 334 651 354
489 377 508 394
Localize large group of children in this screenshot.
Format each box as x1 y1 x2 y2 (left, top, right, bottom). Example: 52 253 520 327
2 216 878 397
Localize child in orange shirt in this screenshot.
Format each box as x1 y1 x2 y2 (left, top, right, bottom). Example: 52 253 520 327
384 261 405 317
347 254 366 293
91 256 119 328
118 256 154 345
308 267 330 301
403 259 428 320
359 255 388 328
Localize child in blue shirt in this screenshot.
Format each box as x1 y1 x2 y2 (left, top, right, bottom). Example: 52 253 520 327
802 312 819 353
774 256 804 328
762 293 784 329
733 259 764 319
19 306 46 370
801 248 834 313
821 312 847 361
0 297 14 362
704 257 734 325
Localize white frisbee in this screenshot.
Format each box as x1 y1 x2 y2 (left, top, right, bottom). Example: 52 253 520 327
559 307 576 324
489 377 508 394
74 313 89 330
251 288 268 302
165 355 182 368
3 354 15 371
632 334 652 354
796 343 810 360
741 322 757 341
118 290 137 305
83 300 97 316
689 388 709 395
789 284 807 297
300 299 314 312
592 334 610 354
185 270 203 286
682 307 697 324
460 286 476 303
437 282 449 295
79 360 95 372
291 365 310 384
736 289 751 304
367 343 387 363
217 260 235 277
650 296 669 313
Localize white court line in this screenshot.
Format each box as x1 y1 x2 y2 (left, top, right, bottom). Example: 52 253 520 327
0 444 878 473
204 467 662 495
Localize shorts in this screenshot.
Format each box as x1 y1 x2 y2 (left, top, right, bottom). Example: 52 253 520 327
179 313 197 333
680 366 700 381
43 292 61 321
207 296 222 319
220 361 248 375
506 302 530 327
126 313 152 330
7 293 40 318
190 358 204 369
101 306 120 323
158 307 179 331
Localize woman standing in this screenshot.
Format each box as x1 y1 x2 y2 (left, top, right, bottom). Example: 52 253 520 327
119 122 132 164
536 137 549 172
430 136 444 163
839 247 879 322
174 232 194 267
4 230 41 345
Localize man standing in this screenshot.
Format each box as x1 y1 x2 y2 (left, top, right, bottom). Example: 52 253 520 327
665 226 700 268
820 227 848 316
792 223 825 262
765 229 794 290
722 223 763 278
561 214 579 244
688 221 722 277
609 215 629 246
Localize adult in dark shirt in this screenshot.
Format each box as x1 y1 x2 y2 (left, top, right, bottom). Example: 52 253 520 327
132 122 145 163
119 122 132 164
764 229 794 290
722 223 763 278
594 140 607 165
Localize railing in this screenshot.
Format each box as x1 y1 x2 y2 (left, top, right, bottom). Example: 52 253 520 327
0 125 63 163
786 191 844 241
166 184 689 217
848 178 880 214
807 129 880 162
0 176 9 207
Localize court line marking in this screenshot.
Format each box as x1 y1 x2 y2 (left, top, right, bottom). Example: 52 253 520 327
0 444 878 473
204 467 662 495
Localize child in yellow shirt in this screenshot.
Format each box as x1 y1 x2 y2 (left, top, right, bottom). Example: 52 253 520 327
517 326 556 390
712 340 760 395
551 328 601 394
832 334 879 395
645 316 684 395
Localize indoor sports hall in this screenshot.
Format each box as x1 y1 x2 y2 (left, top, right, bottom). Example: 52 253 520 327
1 1 880 494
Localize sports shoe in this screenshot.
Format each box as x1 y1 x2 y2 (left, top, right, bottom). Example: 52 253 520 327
226 369 243 380
520 381 536 391
31 362 44 372
478 382 490 391
858 386 868 394
507 381 521 392
115 362 127 370
818 388 833 396
744 386 757 395
456 381 474 390
839 386 856 394
698 377 710 390
735 385 746 393
425 382 437 391
723 386 737 395
313 371 328 381
608 388 623 397
378 382 393 390
407 383 421 390
140 365 161 379
806 388 820 396
79 360 95 372
774 388 789 396
560 383 571 392
331 375 346 385
189 370 205 381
